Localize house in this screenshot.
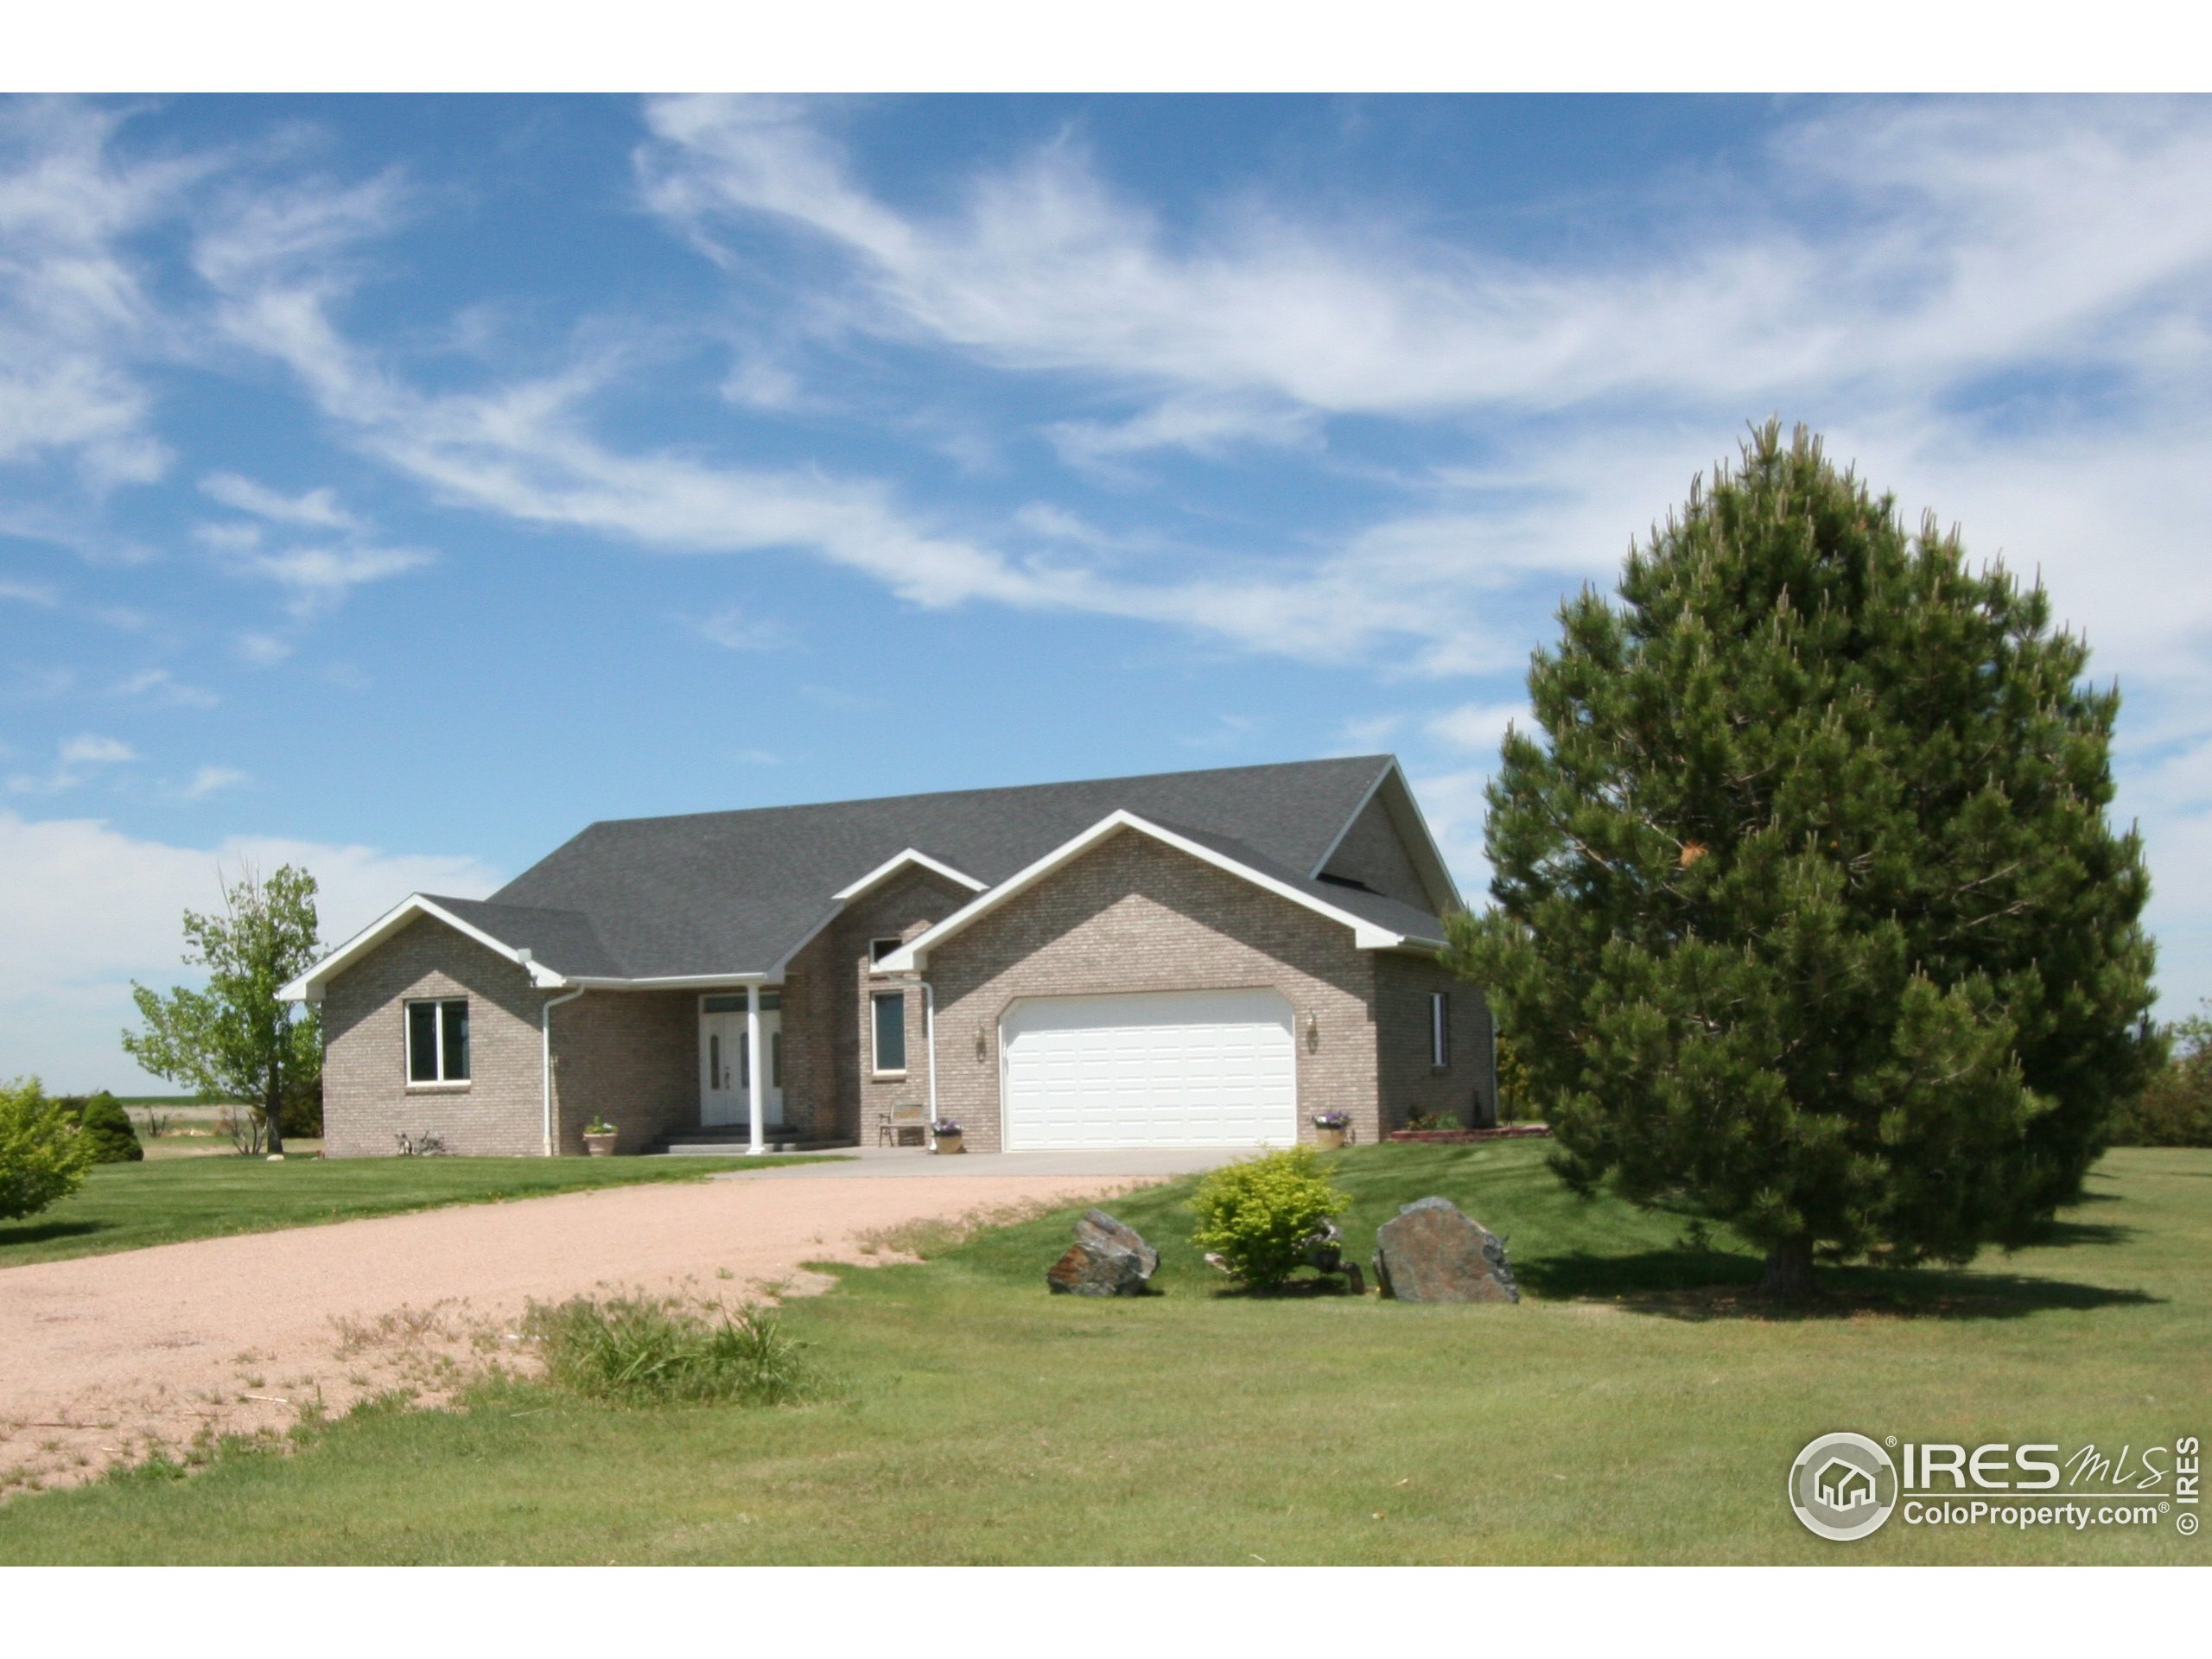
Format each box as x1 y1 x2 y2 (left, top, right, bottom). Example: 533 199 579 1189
1816 1459 1878 1510
280 756 1495 1157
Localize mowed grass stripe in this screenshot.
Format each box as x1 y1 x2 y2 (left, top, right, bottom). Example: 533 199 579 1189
0 1154 843 1268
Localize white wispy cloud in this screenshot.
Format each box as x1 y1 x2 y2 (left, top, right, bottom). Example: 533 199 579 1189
174 764 248 799
686 604 794 652
110 666 219 709
200 470 361 531
0 99 200 491
7 731 137 795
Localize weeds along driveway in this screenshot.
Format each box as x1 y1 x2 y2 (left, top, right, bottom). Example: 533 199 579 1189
0 1166 1150 1498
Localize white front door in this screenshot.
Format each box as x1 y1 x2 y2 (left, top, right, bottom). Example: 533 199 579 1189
700 995 784 1128
1000 988 1298 1150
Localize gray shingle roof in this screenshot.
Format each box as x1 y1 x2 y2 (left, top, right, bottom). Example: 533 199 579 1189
452 755 1421 981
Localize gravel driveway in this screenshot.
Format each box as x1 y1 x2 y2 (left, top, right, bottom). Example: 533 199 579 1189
0 1163 1162 1497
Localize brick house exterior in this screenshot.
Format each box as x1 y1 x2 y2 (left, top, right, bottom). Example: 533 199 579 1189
289 757 1495 1156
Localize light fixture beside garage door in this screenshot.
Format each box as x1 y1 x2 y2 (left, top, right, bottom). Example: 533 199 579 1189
1306 1011 1321 1052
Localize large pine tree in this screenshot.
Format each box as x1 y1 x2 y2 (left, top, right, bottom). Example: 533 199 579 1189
1449 422 2158 1294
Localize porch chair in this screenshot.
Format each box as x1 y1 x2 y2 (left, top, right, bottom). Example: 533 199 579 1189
880 1102 930 1148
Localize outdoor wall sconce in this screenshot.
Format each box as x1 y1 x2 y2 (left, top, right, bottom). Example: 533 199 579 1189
976 1026 989 1062
1306 1012 1321 1053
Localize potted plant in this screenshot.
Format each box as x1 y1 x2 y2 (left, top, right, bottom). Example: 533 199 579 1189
931 1118 964 1154
1313 1110 1351 1150
582 1116 618 1157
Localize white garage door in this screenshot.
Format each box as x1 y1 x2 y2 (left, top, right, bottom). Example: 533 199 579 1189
1001 988 1298 1150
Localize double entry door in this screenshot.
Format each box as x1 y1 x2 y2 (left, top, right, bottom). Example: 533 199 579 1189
701 992 784 1128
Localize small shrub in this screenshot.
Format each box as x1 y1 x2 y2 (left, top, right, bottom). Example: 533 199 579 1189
1189 1147 1350 1290
73 1091 144 1163
1407 1110 1462 1133
523 1294 826 1407
0 1077 96 1221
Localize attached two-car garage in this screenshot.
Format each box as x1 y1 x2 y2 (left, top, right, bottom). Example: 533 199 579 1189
998 988 1299 1151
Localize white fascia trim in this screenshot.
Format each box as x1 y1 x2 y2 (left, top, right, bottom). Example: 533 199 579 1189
565 973 775 990
1307 758 1465 916
877 810 1408 974
277 893 572 1003
831 849 988 902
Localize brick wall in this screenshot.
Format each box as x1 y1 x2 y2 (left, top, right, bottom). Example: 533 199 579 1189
1319 792 1433 911
1371 950 1497 1133
779 865 969 1146
547 988 696 1155
321 915 703 1157
321 915 549 1157
921 828 1383 1152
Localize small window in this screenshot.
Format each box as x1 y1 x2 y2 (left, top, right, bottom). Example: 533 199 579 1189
869 937 903 965
872 990 907 1073
407 997 470 1084
1429 992 1450 1070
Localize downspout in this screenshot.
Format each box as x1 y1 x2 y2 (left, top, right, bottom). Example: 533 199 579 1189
921 980 938 1152
540 981 585 1157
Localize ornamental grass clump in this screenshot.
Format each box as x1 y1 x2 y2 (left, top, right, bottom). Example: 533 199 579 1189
523 1293 827 1408
1189 1147 1350 1290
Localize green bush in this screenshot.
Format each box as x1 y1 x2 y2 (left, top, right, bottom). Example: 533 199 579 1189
0 1077 96 1221
1189 1147 1350 1289
522 1294 826 1407
70 1091 144 1163
278 1075 322 1140
2109 1008 2212 1147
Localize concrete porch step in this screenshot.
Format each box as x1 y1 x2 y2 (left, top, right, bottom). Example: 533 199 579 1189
651 1131 857 1156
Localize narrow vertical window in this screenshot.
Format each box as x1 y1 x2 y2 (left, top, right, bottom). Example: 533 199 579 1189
408 1001 439 1083
872 991 907 1073
1430 991 1450 1069
441 1001 470 1081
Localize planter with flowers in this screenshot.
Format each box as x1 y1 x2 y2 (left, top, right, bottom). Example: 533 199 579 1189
582 1116 619 1157
1312 1110 1351 1151
931 1119 965 1154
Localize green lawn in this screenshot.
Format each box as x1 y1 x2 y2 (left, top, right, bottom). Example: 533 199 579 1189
0 1153 842 1268
0 1143 2203 1564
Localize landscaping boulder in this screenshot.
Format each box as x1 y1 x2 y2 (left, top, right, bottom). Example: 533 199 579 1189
1371 1196 1519 1303
1046 1208 1159 1297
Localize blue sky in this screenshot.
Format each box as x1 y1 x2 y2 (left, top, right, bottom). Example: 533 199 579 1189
5 93 2210 1091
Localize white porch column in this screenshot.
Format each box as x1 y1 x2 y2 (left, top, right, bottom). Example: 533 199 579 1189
745 982 766 1155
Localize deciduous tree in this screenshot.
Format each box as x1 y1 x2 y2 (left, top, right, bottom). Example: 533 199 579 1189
124 864 323 1157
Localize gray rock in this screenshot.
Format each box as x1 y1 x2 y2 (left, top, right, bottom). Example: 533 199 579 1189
1075 1209 1159 1277
1047 1209 1157 1296
1372 1195 1519 1303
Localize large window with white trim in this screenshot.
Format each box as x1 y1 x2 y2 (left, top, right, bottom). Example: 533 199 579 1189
872 991 907 1074
1428 992 1451 1070
407 997 470 1084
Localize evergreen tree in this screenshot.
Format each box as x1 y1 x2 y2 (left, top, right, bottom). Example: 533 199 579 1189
1449 423 2158 1295
72 1090 145 1163
124 864 323 1157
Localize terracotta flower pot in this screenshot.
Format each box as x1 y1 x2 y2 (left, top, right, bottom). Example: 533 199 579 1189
933 1131 964 1155
583 1131 618 1157
1315 1126 1347 1151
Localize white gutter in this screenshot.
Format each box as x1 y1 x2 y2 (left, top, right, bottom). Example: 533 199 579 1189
540 976 585 1157
921 981 939 1152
